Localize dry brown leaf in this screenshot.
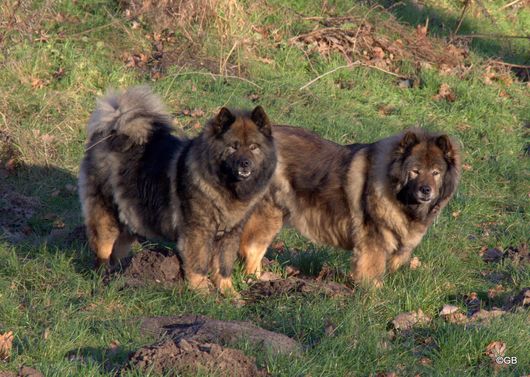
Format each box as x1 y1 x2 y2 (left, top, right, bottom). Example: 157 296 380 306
439 304 460 316
31 78 46 89
373 46 385 59
487 285 505 299
258 271 281 282
416 24 428 37
485 340 506 359
190 109 205 118
432 83 456 102
462 163 473 171
0 331 14 360
41 134 55 143
419 357 432 365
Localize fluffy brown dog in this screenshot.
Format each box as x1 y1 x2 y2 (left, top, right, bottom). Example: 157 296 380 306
78 86 276 293
239 127 460 286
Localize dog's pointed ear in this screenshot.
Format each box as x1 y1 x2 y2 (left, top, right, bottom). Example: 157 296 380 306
436 134 455 162
251 106 271 137
400 131 419 150
212 107 236 133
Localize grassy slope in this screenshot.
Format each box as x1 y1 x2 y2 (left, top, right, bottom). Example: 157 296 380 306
0 0 529 376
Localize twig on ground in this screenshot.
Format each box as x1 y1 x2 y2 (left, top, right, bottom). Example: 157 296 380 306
490 60 530 69
299 61 407 90
456 33 530 40
500 0 524 10
166 71 263 89
453 0 471 37
300 62 360 90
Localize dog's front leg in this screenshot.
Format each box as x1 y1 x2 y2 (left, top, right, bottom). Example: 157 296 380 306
178 227 212 292
388 247 414 272
211 229 241 297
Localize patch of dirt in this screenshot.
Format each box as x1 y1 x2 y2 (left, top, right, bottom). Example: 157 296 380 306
504 287 530 311
480 244 529 266
0 366 43 377
290 15 468 76
139 315 301 356
242 276 354 301
107 247 183 288
0 182 39 242
121 338 267 377
388 310 431 339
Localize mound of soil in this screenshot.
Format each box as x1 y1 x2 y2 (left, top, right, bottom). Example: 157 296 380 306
0 182 39 242
107 248 183 288
0 366 43 377
243 276 354 301
139 315 301 356
121 338 267 377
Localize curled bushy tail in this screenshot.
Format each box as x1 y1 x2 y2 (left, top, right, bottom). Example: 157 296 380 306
87 86 171 144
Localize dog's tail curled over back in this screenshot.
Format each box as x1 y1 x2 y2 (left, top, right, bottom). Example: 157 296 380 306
87 86 172 144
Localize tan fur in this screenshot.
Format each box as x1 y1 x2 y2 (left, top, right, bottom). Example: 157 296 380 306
240 126 461 286
84 201 120 266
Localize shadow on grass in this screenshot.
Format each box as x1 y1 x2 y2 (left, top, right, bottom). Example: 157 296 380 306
65 345 132 374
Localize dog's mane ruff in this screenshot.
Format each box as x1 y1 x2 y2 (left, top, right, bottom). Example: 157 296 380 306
87 86 172 143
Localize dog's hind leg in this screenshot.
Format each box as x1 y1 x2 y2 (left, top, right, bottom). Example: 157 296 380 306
85 200 120 267
239 203 283 277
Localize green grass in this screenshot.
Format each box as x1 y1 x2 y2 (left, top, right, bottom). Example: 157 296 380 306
0 0 529 376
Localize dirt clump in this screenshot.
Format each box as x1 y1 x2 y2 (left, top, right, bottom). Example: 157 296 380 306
505 287 530 311
0 182 39 242
243 276 354 301
0 367 43 377
480 244 529 265
139 315 301 356
121 338 267 377
107 247 183 288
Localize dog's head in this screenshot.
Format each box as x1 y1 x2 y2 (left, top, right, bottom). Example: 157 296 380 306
202 106 276 199
390 130 460 211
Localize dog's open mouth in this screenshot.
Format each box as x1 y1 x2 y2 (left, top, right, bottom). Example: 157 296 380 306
238 169 252 179
417 196 432 203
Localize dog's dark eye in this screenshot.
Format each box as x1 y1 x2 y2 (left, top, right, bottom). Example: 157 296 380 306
410 169 420 176
249 144 259 151
226 146 237 153
432 170 440 176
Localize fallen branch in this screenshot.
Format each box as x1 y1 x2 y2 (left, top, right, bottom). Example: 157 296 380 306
453 0 471 37
500 0 524 10
490 60 530 69
299 62 360 90
455 33 530 40
166 71 263 89
299 61 407 90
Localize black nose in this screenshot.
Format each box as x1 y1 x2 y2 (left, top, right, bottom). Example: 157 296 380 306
239 159 251 168
419 185 431 195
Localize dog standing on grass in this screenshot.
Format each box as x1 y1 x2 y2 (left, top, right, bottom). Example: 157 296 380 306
78 86 277 294
240 126 461 286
